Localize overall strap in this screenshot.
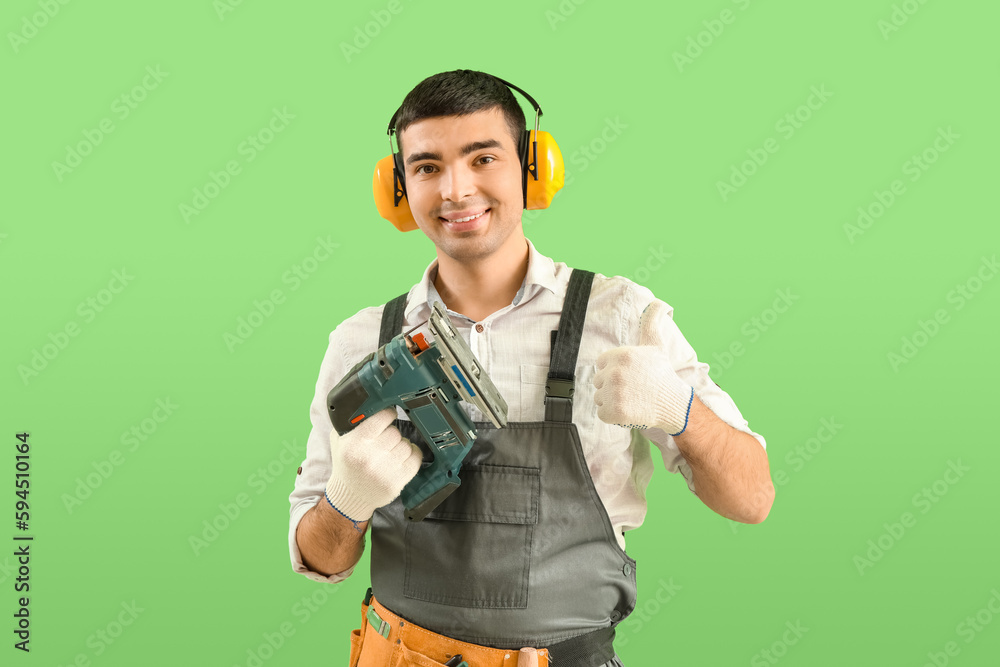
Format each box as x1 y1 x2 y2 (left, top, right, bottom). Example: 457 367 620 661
379 292 409 348
545 269 595 423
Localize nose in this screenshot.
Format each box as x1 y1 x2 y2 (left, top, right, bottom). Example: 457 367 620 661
440 163 477 203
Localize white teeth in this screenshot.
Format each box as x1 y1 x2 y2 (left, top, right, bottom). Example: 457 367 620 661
447 210 485 223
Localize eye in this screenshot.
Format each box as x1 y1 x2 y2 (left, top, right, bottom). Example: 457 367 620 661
414 164 436 175
477 156 496 165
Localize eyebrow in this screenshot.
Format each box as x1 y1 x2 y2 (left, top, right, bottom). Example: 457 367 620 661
405 139 504 166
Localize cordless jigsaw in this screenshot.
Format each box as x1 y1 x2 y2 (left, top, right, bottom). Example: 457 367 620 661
327 300 508 522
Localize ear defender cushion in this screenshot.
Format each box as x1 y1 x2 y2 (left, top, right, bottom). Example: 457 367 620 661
373 130 564 231
373 154 417 232
525 130 564 210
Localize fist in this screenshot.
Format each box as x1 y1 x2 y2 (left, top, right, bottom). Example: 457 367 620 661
325 407 423 524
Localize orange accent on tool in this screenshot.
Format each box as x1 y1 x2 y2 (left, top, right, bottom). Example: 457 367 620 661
412 333 430 351
350 414 365 424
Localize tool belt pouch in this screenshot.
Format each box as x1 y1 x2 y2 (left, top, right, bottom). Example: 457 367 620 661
348 595 366 667
349 588 383 667
350 588 553 667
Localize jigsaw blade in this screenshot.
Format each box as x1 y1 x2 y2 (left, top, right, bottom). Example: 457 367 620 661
428 300 509 428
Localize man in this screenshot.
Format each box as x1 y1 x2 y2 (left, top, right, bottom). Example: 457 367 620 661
288 70 774 667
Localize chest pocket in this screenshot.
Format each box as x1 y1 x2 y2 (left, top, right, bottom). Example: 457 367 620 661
403 463 540 609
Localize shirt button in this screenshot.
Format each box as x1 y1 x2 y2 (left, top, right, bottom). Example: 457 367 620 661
475 323 484 333
610 610 622 622
623 563 632 576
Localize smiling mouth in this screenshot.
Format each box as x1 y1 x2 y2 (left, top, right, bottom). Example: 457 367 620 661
440 209 489 223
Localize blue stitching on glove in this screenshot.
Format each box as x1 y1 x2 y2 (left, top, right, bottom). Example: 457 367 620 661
324 491 363 532
669 387 695 436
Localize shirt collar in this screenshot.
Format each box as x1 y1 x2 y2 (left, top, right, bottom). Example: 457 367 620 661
404 238 558 320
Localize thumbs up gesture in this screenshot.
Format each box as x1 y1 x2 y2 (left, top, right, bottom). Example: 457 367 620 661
593 300 695 435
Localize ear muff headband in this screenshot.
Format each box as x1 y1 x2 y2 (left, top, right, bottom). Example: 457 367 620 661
373 75 565 232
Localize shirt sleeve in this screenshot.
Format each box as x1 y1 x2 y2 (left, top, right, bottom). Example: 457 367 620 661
287 325 359 584
624 283 767 495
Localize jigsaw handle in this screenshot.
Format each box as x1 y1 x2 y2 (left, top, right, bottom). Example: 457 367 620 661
326 336 476 521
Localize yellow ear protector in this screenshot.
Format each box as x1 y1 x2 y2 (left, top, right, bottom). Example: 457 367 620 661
373 75 565 232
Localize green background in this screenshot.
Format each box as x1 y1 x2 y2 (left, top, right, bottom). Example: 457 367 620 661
3 1 998 665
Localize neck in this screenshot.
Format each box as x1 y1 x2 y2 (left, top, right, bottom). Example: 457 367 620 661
433 233 530 322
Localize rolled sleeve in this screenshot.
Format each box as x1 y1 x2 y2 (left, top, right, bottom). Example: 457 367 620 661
287 326 359 584
289 501 356 584
626 288 767 494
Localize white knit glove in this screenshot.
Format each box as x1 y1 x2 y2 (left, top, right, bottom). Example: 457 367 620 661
325 407 423 528
593 300 694 435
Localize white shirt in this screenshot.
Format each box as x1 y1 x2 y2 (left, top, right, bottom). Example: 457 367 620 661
288 238 766 584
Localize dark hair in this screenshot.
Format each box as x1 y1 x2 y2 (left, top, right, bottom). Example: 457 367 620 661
393 69 526 158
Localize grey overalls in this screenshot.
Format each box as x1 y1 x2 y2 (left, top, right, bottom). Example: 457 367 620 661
370 269 638 666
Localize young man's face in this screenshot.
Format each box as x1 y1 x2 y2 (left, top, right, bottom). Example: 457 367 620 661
398 107 524 264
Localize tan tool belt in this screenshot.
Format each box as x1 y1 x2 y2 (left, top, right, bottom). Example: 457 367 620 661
350 590 548 667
